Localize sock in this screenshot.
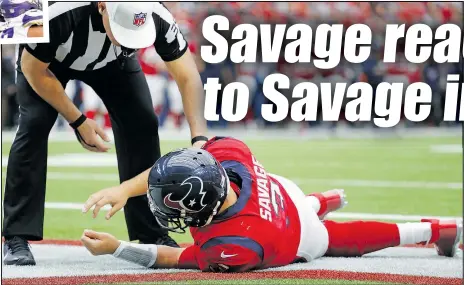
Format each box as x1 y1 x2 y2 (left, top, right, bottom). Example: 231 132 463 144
397 222 432 245
324 220 400 257
307 193 337 219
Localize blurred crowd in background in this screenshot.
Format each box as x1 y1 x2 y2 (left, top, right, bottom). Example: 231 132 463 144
1 2 462 131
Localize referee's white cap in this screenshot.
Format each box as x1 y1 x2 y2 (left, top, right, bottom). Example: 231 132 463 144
105 2 156 49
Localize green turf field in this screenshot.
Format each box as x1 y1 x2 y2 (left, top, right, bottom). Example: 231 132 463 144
1 135 462 285
2 136 461 244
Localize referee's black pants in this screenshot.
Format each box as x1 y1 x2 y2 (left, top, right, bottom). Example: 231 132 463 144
2 57 167 242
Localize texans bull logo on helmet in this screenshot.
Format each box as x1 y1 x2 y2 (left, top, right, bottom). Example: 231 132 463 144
163 176 209 213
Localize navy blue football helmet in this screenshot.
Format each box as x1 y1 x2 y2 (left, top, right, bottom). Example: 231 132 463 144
147 148 229 233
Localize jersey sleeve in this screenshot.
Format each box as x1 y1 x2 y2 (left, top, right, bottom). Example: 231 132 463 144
202 137 254 164
177 245 200 269
152 2 188 62
196 237 263 272
24 9 72 63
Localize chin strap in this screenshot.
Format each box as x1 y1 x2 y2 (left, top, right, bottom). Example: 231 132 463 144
203 200 221 227
205 174 230 227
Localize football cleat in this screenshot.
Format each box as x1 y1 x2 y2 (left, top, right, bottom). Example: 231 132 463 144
155 234 180 248
311 189 348 220
421 219 462 257
3 236 36 266
140 234 180 248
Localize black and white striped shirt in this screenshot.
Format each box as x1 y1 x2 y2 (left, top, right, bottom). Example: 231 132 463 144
17 1 187 72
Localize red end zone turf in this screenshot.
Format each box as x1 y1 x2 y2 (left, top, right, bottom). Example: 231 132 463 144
2 239 462 285
3 270 462 285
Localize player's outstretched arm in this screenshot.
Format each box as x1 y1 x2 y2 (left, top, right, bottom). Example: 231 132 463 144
81 230 198 269
82 167 151 219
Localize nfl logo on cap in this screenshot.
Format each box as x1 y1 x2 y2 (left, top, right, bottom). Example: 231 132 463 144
133 12 147 27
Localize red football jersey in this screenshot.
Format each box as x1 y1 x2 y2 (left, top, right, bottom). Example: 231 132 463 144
181 137 301 272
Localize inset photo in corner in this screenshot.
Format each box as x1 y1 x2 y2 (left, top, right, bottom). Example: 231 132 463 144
0 0 48 44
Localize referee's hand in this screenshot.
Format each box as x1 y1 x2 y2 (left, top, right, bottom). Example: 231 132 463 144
76 118 110 152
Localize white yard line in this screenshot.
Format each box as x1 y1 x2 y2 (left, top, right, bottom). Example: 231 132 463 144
0 171 119 181
44 202 461 222
1 127 461 143
3 156 458 171
293 178 462 190
2 171 460 190
430 144 462 154
46 172 119 181
2 154 118 168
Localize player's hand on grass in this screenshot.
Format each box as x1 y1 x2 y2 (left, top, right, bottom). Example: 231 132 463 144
75 118 110 153
81 229 120 255
82 185 129 220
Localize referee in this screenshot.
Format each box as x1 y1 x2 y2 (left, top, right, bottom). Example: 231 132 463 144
3 2 208 266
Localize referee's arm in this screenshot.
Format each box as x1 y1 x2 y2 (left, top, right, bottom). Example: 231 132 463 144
21 50 82 123
164 49 207 145
153 4 208 146
21 50 110 152
20 12 81 124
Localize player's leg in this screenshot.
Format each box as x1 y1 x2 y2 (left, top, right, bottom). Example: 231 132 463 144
323 219 462 258
271 173 347 219
3 69 69 265
271 174 462 259
269 174 330 262
306 189 347 219
84 59 177 246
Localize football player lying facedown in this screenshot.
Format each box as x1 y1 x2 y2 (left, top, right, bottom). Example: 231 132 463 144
81 137 462 272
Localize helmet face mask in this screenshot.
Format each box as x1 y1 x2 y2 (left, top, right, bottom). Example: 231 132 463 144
152 207 188 234
150 200 223 234
147 148 229 233
148 191 223 233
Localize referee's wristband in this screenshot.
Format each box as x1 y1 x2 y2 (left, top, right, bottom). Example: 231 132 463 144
69 114 87 130
191 136 209 146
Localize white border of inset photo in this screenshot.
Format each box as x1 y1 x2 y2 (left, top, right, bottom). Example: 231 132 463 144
0 0 49 45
